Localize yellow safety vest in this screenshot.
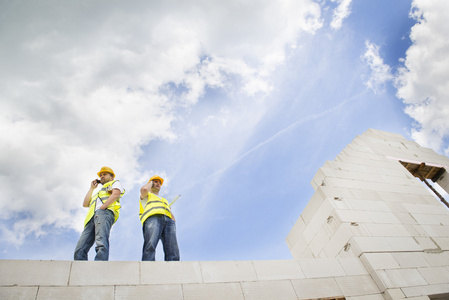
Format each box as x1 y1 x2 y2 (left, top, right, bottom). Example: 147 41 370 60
139 193 173 225
83 180 125 227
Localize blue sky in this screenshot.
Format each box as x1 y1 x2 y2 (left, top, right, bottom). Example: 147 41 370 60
1 0 448 262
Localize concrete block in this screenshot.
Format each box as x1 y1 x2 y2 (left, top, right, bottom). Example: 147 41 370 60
0 287 38 299
383 288 406 300
338 258 369 276
411 213 449 225
369 270 388 293
335 275 380 296
403 203 447 215
317 185 356 201
240 280 298 300
345 199 390 212
418 266 449 284
433 237 449 250
300 191 325 224
422 225 449 237
323 223 366 258
252 260 304 281
141 261 202 284
311 168 330 190
367 211 401 224
423 251 449 267
116 285 183 300
392 252 430 268
303 200 334 244
335 243 360 259
379 269 427 288
423 195 445 205
360 253 399 274
290 278 342 299
351 237 393 255
352 189 382 201
327 196 353 210
323 211 343 238
335 209 372 223
0 260 71 286
386 237 422 252
403 224 428 236
364 223 410 237
298 258 345 278
358 171 388 183
200 261 257 283
394 212 418 225
36 286 114 300
401 195 432 205
289 235 308 259
299 247 315 259
377 191 407 203
286 216 306 248
317 251 328 258
413 237 441 252
402 283 449 298
401 185 431 196
309 226 330 256
183 283 244 300
70 261 140 286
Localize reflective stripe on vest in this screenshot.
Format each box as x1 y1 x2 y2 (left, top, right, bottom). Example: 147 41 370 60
139 193 173 225
83 180 125 227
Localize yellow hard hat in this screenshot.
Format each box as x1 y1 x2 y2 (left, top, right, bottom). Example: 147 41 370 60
148 175 164 185
97 166 115 178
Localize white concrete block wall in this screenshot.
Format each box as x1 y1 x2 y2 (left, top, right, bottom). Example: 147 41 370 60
0 258 381 300
287 129 449 298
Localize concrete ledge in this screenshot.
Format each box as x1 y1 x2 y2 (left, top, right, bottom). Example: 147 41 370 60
0 258 381 299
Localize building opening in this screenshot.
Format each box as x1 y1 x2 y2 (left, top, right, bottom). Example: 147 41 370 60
399 160 449 209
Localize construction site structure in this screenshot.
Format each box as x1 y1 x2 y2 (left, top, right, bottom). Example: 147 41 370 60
1 129 449 299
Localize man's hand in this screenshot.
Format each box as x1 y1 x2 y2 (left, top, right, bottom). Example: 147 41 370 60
99 189 121 210
91 179 99 189
83 179 100 207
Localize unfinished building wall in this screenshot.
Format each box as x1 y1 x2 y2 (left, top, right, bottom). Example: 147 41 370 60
287 129 449 298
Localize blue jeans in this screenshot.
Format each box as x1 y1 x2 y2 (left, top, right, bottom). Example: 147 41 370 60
142 215 180 261
74 209 114 261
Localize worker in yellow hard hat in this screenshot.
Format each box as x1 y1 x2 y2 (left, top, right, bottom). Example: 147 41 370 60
139 175 180 261
74 166 125 261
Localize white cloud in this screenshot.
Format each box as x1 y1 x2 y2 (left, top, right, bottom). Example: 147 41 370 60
0 0 322 246
330 0 352 30
395 0 449 153
362 41 394 94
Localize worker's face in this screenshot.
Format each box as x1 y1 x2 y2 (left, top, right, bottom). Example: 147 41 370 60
99 172 113 184
151 179 162 192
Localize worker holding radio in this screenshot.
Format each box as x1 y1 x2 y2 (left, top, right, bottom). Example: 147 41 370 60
74 166 125 261
139 175 180 261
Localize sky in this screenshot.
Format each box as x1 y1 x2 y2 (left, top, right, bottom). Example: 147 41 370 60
1 0 448 262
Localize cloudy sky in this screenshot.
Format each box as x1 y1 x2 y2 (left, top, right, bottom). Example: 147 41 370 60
1 0 448 261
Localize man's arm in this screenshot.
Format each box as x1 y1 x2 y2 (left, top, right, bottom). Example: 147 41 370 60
99 189 121 210
83 180 99 207
140 181 153 200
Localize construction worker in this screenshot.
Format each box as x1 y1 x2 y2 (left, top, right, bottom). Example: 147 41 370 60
74 166 125 261
139 175 180 261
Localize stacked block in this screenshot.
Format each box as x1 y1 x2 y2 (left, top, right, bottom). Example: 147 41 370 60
287 129 449 298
